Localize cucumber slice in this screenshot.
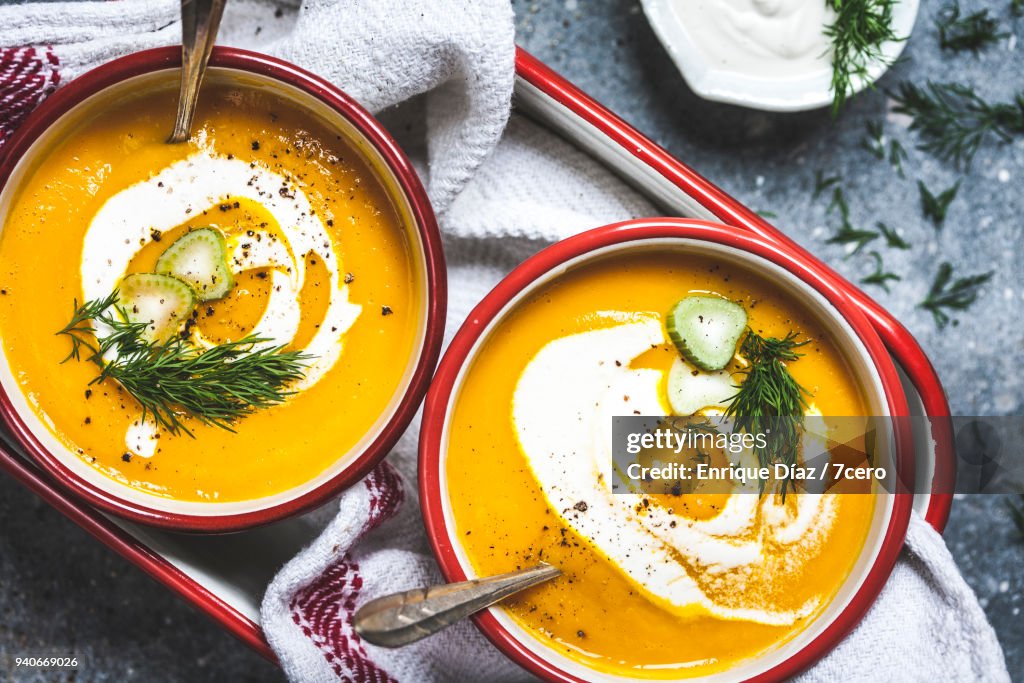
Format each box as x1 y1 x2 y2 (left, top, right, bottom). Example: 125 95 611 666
155 228 234 301
667 357 736 416
666 295 747 371
119 273 196 342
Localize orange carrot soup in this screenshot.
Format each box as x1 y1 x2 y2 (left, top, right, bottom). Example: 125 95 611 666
0 74 424 503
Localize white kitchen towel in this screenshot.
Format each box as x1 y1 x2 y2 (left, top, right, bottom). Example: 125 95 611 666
0 0 514 214
0 1 1008 681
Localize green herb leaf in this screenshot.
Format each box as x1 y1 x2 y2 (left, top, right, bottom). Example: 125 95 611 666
724 329 811 496
888 139 909 178
1008 494 1024 539
875 221 912 249
918 262 994 329
827 224 879 256
918 179 961 229
862 120 886 159
826 188 878 256
863 122 909 177
813 170 842 200
57 291 122 363
860 251 901 293
825 0 903 115
891 81 1024 168
936 3 1006 52
57 294 312 436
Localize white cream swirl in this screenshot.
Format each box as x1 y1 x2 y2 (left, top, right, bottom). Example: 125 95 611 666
671 0 835 79
512 316 836 626
80 151 360 456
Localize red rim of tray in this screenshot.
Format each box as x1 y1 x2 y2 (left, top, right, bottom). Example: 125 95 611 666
419 218 915 683
0 46 447 532
515 47 954 531
0 441 271 658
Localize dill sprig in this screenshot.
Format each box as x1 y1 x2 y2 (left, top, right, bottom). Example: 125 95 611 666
936 3 1006 52
59 291 135 363
875 221 912 249
861 251 901 293
825 0 902 115
891 81 1024 168
888 139 909 178
918 262 994 329
57 294 311 436
918 179 961 229
862 121 909 177
724 329 811 496
826 187 878 256
862 121 887 159
827 224 879 256
813 170 842 200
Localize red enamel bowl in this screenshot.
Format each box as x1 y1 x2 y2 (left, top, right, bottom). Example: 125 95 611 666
0 46 445 532
420 219 913 682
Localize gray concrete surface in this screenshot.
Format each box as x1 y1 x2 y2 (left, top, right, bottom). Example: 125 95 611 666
1 0 1022 680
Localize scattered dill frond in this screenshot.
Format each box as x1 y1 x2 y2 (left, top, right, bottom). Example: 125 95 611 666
861 251 901 293
1008 494 1024 539
889 139 909 177
891 81 1024 167
724 329 810 496
827 185 850 218
918 179 961 229
862 120 886 159
825 0 903 115
826 187 878 256
813 170 842 200
918 262 994 328
823 185 847 218
755 209 779 219
936 3 1007 52
57 295 311 436
876 221 912 249
1013 0 1023 17
828 224 879 256
862 121 909 176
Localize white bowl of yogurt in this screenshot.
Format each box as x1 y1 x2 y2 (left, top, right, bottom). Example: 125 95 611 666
640 0 919 111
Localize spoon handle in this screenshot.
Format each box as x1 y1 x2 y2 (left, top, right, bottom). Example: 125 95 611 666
353 562 560 648
168 0 227 143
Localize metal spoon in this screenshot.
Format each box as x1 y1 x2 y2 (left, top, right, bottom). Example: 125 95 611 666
167 0 227 143
354 562 561 648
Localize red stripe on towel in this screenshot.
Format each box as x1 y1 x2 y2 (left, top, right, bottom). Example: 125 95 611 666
0 46 61 149
289 462 404 682
0 45 60 150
